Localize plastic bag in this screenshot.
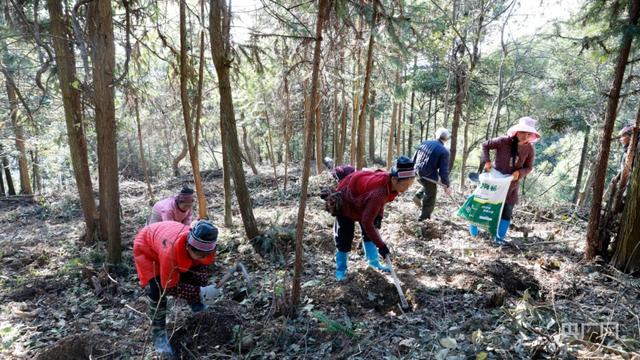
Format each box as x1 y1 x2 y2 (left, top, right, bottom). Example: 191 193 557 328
457 170 513 237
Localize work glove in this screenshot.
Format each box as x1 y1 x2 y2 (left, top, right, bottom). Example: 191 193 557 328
199 285 222 305
378 245 390 258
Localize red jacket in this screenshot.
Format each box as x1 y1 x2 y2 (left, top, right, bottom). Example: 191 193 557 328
337 170 398 248
133 221 215 289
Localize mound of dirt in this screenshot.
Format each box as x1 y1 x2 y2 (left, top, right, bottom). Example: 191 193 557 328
170 300 242 358
307 268 406 314
36 332 111 360
486 260 540 297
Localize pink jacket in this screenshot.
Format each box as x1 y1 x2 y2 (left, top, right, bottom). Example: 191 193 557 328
148 197 193 225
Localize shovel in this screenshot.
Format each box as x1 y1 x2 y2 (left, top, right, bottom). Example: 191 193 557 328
217 262 253 290
468 172 480 183
384 255 409 310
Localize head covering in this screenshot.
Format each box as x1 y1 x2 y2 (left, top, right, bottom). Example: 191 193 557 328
435 128 451 141
507 117 541 143
177 186 195 204
188 220 218 252
619 125 634 137
332 165 356 181
390 156 415 179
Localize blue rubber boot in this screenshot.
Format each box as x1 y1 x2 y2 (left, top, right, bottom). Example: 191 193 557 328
494 219 510 246
469 225 479 237
152 330 175 358
363 241 390 272
336 251 348 281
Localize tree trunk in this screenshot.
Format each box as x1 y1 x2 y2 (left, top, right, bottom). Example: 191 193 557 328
5 80 32 195
283 76 292 190
586 0 640 260
449 65 465 170
357 1 377 169
611 127 640 273
350 19 363 167
134 98 153 199
0 157 5 196
368 89 376 163
336 101 348 165
87 0 121 263
460 110 470 189
408 57 416 152
1 145 15 196
396 97 402 157
241 123 259 175
387 78 398 167
264 111 279 183
210 0 259 239
221 137 233 227
315 83 324 173
573 127 591 204
179 0 207 220
292 0 328 307
172 138 188 176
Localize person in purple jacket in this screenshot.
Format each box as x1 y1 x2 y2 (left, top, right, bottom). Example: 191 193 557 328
148 186 195 225
469 117 541 245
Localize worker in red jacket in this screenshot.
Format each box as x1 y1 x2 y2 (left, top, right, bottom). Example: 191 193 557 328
133 220 221 357
334 156 416 281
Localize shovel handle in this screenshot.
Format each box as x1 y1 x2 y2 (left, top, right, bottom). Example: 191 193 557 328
385 255 409 309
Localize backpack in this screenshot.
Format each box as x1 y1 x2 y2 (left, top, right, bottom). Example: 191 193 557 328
320 188 342 216
319 165 354 216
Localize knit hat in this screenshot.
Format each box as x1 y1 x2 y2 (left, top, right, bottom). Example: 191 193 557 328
390 156 415 179
177 186 195 204
188 220 218 252
507 117 541 142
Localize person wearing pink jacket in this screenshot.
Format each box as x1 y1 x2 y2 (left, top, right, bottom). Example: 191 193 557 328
148 187 195 225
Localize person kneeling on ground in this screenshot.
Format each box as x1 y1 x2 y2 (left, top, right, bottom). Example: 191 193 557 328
333 156 415 281
133 220 221 357
148 186 195 225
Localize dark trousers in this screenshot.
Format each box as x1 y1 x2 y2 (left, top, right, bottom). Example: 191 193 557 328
334 214 381 252
501 204 514 221
416 179 438 220
147 277 169 336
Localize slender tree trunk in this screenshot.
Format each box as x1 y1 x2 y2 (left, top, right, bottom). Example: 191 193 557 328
87 0 121 263
241 124 259 175
350 17 363 166
179 0 207 219
134 98 153 199
292 0 328 308
172 138 188 176
368 89 376 163
408 57 416 152
283 76 292 190
357 0 377 169
0 157 5 196
5 81 32 195
315 81 324 173
573 127 591 204
450 65 465 170
1 145 15 196
387 85 398 167
460 111 470 189
336 100 348 165
210 0 259 239
264 110 279 183
586 0 640 260
396 96 402 156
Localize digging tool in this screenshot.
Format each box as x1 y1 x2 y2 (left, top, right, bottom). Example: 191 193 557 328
419 176 456 203
468 172 480 183
384 255 409 310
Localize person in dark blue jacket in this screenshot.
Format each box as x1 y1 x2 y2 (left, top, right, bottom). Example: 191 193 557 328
412 128 453 220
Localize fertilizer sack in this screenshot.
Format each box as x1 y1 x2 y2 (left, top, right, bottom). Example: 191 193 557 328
457 170 513 237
